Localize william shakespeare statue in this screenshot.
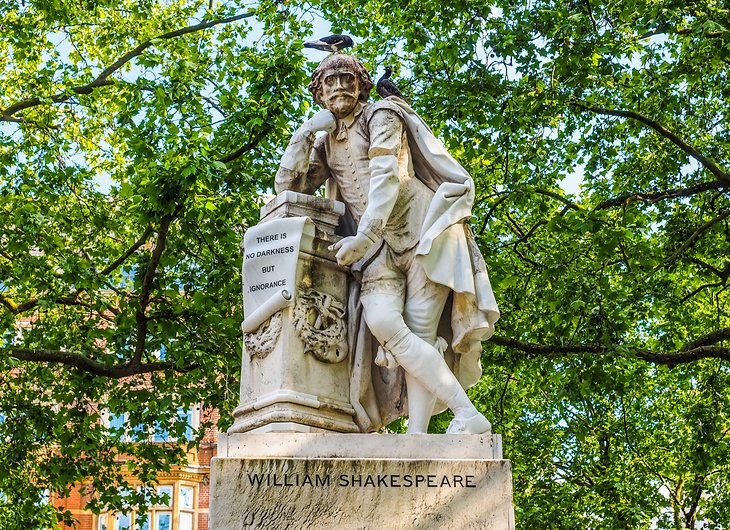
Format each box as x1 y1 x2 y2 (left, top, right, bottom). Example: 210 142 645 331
275 53 500 434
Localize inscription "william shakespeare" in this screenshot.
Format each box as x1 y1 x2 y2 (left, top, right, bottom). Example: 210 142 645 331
247 473 477 489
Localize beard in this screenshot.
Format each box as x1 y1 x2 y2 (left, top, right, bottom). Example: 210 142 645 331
325 93 358 118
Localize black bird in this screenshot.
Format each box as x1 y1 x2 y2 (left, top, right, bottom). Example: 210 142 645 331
303 34 354 53
376 66 407 101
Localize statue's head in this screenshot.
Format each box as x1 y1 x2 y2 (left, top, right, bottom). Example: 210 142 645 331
308 54 374 118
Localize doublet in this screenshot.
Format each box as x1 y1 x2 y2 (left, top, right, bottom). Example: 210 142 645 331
276 101 434 254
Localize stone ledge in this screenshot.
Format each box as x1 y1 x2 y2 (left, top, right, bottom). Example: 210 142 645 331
218 432 502 460
260 190 345 228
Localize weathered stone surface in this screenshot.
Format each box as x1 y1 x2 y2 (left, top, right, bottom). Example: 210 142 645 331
260 190 345 234
218 432 503 460
231 193 358 434
209 433 515 530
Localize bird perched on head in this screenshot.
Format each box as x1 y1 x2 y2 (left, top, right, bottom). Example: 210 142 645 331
376 66 407 102
303 34 354 53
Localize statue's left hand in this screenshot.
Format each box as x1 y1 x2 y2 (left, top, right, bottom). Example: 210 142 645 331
329 233 374 266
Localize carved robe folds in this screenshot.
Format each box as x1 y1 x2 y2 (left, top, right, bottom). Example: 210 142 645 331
229 191 359 434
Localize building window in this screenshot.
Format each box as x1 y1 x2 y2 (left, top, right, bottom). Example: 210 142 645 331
108 413 125 431
105 408 196 443
97 483 197 529
156 485 173 507
178 512 193 530
179 485 194 530
179 486 193 509
137 515 150 530
106 412 146 442
155 512 172 530
153 421 170 443
178 408 193 441
118 512 132 530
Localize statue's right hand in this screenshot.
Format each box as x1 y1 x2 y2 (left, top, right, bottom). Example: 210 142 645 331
304 109 337 134
328 232 373 266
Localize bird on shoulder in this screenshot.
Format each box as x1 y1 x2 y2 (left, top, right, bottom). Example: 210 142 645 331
376 65 407 102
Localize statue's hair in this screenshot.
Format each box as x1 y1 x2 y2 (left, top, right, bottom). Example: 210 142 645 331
308 54 374 106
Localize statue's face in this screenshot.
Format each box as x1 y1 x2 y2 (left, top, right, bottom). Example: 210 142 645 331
320 66 360 118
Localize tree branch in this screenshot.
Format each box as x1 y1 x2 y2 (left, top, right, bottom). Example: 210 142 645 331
576 103 730 184
0 294 23 313
0 227 153 316
532 188 581 211
662 210 730 266
512 220 548 247
687 257 730 280
479 193 510 235
217 127 268 164
478 188 578 236
595 181 727 210
100 226 154 275
680 281 723 303
133 212 176 365
640 26 725 40
1 12 254 120
490 335 730 364
683 328 730 350
0 291 86 315
3 348 198 378
490 335 606 355
636 346 730 364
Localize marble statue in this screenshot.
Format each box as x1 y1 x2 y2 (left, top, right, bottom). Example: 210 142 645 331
275 54 500 434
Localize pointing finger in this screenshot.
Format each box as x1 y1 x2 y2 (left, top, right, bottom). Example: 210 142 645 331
329 239 345 251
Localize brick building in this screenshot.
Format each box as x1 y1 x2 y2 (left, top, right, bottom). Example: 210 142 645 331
51 409 220 530
7 303 224 530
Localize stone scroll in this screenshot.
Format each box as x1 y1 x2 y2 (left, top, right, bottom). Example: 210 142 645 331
242 217 311 330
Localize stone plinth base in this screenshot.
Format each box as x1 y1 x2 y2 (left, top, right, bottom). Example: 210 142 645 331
210 433 515 530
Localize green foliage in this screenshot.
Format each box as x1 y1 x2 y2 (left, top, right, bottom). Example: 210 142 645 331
0 0 312 526
321 0 729 527
1 0 729 528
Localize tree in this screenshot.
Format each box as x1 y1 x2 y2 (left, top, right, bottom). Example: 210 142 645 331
0 0 313 526
1 0 729 528
317 0 729 527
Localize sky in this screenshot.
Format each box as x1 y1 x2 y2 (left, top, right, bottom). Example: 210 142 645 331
7 8 585 197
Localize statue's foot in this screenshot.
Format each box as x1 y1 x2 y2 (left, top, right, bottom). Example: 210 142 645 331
446 413 491 435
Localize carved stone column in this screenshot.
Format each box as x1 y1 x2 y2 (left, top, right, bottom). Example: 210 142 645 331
228 191 358 434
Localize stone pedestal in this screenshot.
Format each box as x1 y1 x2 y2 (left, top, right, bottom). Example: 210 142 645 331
210 433 515 530
214 191 516 529
229 191 358 434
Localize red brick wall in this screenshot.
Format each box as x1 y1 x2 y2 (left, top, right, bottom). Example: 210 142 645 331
51 410 220 530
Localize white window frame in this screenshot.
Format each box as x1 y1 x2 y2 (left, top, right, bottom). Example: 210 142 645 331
96 482 198 530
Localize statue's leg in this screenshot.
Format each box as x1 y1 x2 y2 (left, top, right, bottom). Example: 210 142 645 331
401 277 450 434
404 370 438 433
361 293 491 435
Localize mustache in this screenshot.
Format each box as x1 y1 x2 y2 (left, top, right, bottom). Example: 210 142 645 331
327 91 355 98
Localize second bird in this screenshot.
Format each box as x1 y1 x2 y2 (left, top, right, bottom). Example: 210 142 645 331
303 34 354 53
376 66 407 102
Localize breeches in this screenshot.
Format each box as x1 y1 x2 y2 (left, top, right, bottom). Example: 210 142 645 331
359 244 450 346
